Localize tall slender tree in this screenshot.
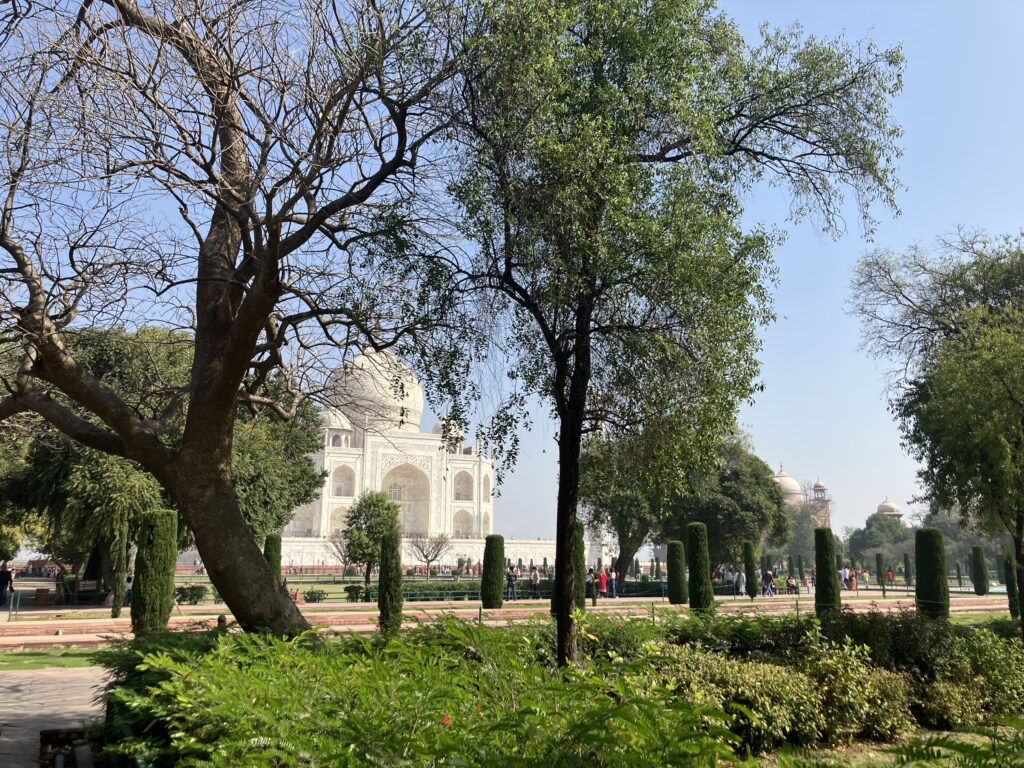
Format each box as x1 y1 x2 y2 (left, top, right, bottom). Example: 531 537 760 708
815 528 841 616
455 0 901 664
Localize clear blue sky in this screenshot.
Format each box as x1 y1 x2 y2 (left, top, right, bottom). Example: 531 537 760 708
469 2 1024 541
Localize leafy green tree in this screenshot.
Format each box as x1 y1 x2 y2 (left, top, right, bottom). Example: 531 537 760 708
847 512 912 565
853 236 1024 638
0 525 20 562
342 492 400 586
456 0 901 665
663 439 790 565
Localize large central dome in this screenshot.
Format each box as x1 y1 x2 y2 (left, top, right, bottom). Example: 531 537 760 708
328 349 424 433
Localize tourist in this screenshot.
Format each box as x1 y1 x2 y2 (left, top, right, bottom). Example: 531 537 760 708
763 569 775 597
886 568 894 587
608 567 617 598
0 562 11 607
529 566 541 599
597 567 608 598
810 566 817 587
506 566 518 601
734 567 745 597
786 574 798 594
585 567 596 607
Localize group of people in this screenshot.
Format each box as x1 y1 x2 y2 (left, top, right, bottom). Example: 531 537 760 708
505 564 544 600
583 566 619 605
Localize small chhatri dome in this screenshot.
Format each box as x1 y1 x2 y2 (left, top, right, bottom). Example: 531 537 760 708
773 464 804 506
813 479 827 491
877 496 903 517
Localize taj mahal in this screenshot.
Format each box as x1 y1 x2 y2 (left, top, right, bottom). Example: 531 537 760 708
277 349 603 568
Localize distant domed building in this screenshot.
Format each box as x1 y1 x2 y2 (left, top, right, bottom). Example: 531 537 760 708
773 465 831 528
876 497 903 519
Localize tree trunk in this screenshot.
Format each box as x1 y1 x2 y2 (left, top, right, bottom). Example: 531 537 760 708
172 456 308 635
365 562 372 587
1014 515 1024 643
615 546 640 586
554 421 583 666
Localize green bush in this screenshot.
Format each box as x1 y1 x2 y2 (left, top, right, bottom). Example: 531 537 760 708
743 541 758 600
666 540 687 605
344 584 364 603
971 545 989 596
655 643 825 753
934 629 1024 719
131 509 177 634
378 528 403 636
800 636 914 744
263 533 282 584
173 584 208 605
303 588 328 603
915 527 949 618
687 523 714 614
481 534 504 609
815 528 841 617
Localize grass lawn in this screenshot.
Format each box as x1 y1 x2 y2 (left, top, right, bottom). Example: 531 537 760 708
0 647 97 671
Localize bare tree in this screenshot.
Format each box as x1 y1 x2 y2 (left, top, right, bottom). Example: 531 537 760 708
326 531 351 577
0 0 468 634
407 533 452 580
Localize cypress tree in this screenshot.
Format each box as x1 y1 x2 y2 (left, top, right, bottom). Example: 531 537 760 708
903 552 913 585
687 523 714 614
815 528 841 617
131 509 177 635
377 527 403 636
797 554 805 582
971 545 989 596
263 533 282 584
835 552 843 572
667 540 687 605
542 556 548 572
743 541 758 600
876 552 886 598
955 561 963 589
481 535 505 608
787 555 794 577
1005 555 1019 619
574 520 586 610
633 557 641 579
654 557 662 580
915 527 949 619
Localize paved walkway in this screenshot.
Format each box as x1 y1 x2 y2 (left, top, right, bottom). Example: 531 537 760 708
0 666 105 767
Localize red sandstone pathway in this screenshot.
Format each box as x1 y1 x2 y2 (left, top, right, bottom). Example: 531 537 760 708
0 593 1009 650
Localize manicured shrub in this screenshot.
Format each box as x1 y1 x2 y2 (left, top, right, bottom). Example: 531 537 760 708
814 528 841 617
743 541 758 600
1005 555 1019 619
971 545 989 596
915 527 949 619
787 555 795 578
481 534 505 609
377 527 403 636
686 523 714 614
131 509 177 634
955 561 963 589
876 552 886 597
304 588 328 603
173 584 208 605
263 533 282 584
633 557 640 579
903 552 913 585
797 554 805 582
666 540 687 605
654 557 662 580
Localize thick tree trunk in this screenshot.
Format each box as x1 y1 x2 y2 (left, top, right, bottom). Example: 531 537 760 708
614 548 639 586
554 417 583 666
172 454 309 635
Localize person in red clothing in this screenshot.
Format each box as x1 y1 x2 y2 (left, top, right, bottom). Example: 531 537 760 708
597 567 608 598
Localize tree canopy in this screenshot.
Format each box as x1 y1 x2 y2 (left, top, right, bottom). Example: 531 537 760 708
341 491 401 585
662 439 790 565
845 511 912 566
853 234 1024 637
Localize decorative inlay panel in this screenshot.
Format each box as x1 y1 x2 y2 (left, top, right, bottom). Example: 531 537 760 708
381 453 432 473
